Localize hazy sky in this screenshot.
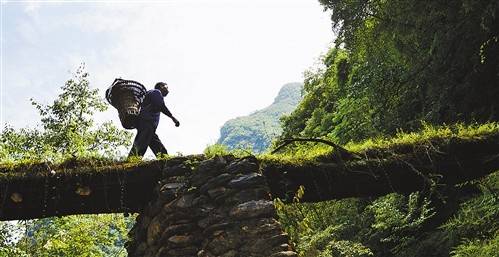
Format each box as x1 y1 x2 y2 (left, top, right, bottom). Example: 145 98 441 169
0 0 334 155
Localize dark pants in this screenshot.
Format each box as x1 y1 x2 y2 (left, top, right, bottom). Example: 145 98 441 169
128 120 168 157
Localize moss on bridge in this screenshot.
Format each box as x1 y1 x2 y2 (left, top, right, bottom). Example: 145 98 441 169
1 124 498 221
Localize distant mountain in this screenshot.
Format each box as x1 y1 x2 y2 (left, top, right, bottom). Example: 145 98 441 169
217 82 303 153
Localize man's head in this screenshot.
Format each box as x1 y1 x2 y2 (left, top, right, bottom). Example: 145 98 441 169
155 82 169 97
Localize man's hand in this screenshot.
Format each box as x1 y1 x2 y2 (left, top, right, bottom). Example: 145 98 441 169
172 117 180 127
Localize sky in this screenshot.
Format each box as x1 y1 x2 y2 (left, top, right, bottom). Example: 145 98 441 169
0 0 334 156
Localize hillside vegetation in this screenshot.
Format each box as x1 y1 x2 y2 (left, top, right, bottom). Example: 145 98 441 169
267 0 499 256
217 82 302 153
265 123 499 256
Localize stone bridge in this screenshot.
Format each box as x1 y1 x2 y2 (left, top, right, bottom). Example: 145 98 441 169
1 134 498 256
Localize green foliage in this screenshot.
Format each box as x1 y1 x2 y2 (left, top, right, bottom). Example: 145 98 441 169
393 170 499 257
280 0 499 146
366 193 435 254
0 125 46 162
267 122 499 168
451 237 499 257
203 143 251 159
0 64 133 255
274 166 499 257
14 214 134 257
0 222 27 257
280 48 349 141
300 226 374 257
329 97 377 144
262 1 498 255
276 190 437 256
0 64 132 163
441 171 499 257
268 123 499 256
275 186 375 257
347 122 499 153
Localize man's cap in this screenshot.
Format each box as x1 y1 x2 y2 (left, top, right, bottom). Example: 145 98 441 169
155 82 167 89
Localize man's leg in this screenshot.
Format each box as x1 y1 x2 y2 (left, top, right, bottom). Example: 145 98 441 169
128 121 155 157
149 133 168 157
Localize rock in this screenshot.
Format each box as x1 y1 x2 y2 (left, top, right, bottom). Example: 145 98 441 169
168 235 199 248
163 163 191 176
192 194 210 206
224 156 259 175
161 223 197 239
165 246 199 256
228 187 270 204
199 173 233 193
163 194 195 213
197 210 225 228
145 193 177 217
146 215 163 246
136 215 151 240
168 156 190 165
229 200 276 220
228 173 266 189
163 212 194 225
220 250 238 257
204 222 232 234
197 250 216 257
240 218 281 235
135 242 148 256
272 251 299 257
207 186 228 199
277 243 294 251
205 232 243 255
160 182 185 191
213 155 228 167
176 194 195 209
243 234 290 254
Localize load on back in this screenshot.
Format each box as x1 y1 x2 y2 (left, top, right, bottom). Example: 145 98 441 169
105 78 146 129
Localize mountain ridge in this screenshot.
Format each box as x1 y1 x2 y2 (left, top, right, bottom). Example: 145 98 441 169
217 82 303 153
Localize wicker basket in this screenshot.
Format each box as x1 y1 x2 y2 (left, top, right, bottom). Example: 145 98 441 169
105 78 147 129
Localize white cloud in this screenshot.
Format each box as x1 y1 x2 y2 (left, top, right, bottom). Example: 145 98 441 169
23 2 42 13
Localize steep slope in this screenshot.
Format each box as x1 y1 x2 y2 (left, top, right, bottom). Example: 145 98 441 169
217 82 302 153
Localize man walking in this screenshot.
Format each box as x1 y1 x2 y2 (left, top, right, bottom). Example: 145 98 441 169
128 82 180 158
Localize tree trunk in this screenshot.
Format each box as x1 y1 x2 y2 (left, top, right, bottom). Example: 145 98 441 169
262 135 499 202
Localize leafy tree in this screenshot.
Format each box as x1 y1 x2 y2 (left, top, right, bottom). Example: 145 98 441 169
273 123 499 256
280 0 498 145
0 125 46 162
319 0 498 124
1 64 131 162
0 64 133 256
0 222 28 257
15 214 131 257
279 48 379 144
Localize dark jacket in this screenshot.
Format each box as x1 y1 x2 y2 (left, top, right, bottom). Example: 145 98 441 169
139 89 172 128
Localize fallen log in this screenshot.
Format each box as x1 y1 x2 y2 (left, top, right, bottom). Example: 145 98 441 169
262 134 499 202
0 157 194 221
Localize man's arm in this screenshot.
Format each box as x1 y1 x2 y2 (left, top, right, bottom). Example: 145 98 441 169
171 116 180 127
151 90 180 127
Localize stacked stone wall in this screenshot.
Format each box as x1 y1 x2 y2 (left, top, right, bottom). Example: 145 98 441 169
127 155 298 257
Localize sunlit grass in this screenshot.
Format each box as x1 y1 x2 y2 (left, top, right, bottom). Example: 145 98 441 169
261 122 499 164
203 143 253 159
347 122 499 152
